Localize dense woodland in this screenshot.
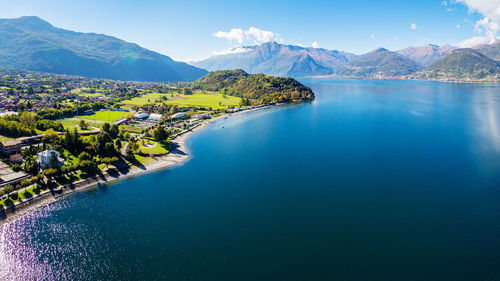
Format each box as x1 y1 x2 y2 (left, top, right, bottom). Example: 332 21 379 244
192 69 315 104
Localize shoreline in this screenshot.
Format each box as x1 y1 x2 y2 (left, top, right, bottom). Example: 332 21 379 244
0 107 269 227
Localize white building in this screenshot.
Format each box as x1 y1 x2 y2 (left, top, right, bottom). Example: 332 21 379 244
148 113 163 122
171 113 186 119
38 149 62 169
134 113 149 119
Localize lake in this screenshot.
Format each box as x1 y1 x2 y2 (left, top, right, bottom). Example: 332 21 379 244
1 79 500 280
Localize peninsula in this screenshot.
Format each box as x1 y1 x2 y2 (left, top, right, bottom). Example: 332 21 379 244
0 69 314 224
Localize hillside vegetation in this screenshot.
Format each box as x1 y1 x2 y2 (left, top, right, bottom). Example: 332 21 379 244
337 48 423 77
192 70 315 104
0 16 207 82
419 48 500 81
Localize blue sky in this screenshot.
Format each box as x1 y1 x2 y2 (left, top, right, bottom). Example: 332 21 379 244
0 0 497 61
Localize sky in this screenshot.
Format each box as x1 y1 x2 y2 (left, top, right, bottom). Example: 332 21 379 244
0 0 498 61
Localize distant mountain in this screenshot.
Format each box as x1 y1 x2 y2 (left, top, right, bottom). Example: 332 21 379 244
474 40 500 61
418 48 500 81
193 42 356 78
0 16 207 82
336 48 423 77
396 44 455 66
192 69 315 103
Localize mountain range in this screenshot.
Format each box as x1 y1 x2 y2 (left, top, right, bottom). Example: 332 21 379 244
0 16 207 82
193 42 355 77
1 16 500 82
416 48 500 81
195 41 500 81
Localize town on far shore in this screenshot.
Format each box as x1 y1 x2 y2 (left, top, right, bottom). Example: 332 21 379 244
0 69 314 209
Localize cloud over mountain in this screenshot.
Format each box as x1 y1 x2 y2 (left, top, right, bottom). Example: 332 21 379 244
214 27 280 44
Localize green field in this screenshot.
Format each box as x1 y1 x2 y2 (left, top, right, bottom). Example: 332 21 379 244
120 91 241 109
80 110 129 122
60 110 129 128
164 93 241 109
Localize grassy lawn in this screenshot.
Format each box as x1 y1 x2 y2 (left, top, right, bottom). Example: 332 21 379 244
123 125 143 133
140 141 169 155
80 110 129 122
120 91 241 109
0 135 13 141
133 154 155 166
61 122 82 131
164 93 241 109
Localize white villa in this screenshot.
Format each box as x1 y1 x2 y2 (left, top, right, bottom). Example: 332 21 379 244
38 149 63 169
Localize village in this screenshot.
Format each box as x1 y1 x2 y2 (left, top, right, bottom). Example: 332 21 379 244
0 70 273 207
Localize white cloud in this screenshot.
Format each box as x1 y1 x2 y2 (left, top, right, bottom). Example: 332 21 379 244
370 34 375 39
457 24 461 28
394 36 399 40
457 36 490 47
456 0 500 43
247 27 276 43
213 27 279 44
311 41 320 48
212 47 252 56
410 23 417 30
214 28 247 44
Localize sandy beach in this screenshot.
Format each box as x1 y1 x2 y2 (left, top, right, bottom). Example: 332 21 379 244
0 107 269 227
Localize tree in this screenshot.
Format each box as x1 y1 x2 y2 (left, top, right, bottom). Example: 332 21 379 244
102 122 111 133
153 125 168 141
78 151 92 161
72 128 80 149
64 129 72 148
170 105 178 114
104 142 116 157
42 129 60 145
109 124 119 138
78 160 96 172
48 151 60 169
3 185 14 196
24 157 40 175
79 120 88 130
101 157 112 168
20 111 36 129
94 132 112 155
114 139 122 150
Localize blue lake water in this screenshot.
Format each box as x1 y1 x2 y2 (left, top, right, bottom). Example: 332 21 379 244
1 79 500 280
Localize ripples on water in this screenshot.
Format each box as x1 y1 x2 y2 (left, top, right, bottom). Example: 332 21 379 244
0 199 118 280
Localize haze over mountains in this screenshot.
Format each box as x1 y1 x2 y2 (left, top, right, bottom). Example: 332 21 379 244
0 16 499 82
0 16 207 82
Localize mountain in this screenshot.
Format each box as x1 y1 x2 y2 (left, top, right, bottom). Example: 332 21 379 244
396 44 455 66
474 40 500 61
419 48 500 81
0 16 207 82
336 48 423 77
192 69 315 104
193 42 356 78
